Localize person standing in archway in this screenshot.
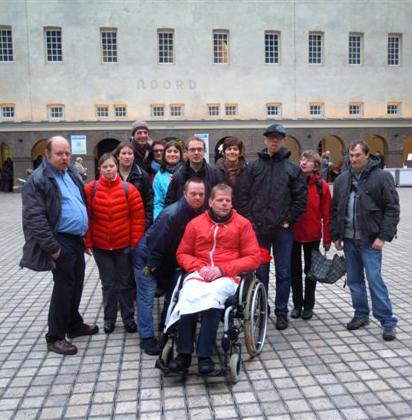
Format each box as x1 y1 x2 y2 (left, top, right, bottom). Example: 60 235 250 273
321 150 332 181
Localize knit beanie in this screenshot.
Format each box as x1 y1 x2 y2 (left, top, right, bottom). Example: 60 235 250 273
131 120 149 136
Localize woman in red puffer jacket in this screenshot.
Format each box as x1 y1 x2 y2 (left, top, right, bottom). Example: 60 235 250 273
291 150 331 321
85 153 145 334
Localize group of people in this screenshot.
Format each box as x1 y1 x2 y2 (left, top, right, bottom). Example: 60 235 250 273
20 120 400 372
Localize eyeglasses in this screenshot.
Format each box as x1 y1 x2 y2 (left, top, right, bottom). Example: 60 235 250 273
188 147 204 153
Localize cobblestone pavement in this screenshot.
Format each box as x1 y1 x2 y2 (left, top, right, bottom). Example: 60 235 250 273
0 189 412 420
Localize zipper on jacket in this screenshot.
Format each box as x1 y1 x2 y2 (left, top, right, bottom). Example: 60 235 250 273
209 224 219 266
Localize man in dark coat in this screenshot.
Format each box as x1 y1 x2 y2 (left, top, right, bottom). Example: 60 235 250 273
20 136 98 355
237 123 307 330
130 120 153 175
331 141 399 341
133 178 206 355
165 136 224 206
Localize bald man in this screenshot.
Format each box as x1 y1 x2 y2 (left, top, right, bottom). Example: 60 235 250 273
20 136 98 355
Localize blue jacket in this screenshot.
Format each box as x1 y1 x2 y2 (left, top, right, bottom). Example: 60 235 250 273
153 169 172 221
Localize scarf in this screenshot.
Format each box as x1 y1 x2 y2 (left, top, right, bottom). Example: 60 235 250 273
161 161 183 175
208 208 233 224
216 157 245 187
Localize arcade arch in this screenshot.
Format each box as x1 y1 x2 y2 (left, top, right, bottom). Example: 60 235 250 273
285 136 300 164
95 138 121 178
318 135 344 173
0 142 11 167
365 134 387 156
31 139 48 168
403 135 412 166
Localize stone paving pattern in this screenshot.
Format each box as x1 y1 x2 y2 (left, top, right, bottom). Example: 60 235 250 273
0 190 412 420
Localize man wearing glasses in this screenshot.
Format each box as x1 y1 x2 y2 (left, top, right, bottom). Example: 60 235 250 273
165 136 224 206
238 124 307 330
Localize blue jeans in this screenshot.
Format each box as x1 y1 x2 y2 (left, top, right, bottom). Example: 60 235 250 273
344 238 397 328
133 240 157 339
256 227 293 314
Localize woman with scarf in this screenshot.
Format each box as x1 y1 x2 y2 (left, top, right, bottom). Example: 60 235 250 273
215 136 247 210
153 140 184 220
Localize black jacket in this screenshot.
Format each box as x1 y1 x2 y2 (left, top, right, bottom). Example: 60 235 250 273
164 159 224 206
123 162 153 229
20 160 86 271
237 147 307 236
330 158 400 242
144 197 203 281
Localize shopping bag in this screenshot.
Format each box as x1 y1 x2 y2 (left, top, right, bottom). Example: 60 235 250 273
307 250 346 284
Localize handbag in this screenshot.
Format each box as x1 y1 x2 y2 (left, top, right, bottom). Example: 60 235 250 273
307 250 346 284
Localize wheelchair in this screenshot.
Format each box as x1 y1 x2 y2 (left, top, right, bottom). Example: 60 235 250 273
155 271 268 383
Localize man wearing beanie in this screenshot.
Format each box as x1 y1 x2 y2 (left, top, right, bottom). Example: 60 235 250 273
130 121 153 175
238 123 306 330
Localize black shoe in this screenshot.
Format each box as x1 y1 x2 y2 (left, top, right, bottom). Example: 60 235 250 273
169 354 192 373
302 308 313 320
276 314 288 330
198 357 215 375
383 326 396 341
346 317 369 331
140 337 160 356
103 323 115 334
124 321 137 333
291 308 301 319
47 339 78 355
67 323 99 339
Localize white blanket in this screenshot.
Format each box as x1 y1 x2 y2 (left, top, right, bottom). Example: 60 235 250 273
166 271 238 330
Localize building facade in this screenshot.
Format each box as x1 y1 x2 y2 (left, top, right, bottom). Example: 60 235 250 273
1 0 412 183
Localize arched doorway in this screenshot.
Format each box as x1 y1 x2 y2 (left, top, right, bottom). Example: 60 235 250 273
318 135 344 178
285 136 300 164
31 139 48 169
0 142 11 167
365 135 387 165
403 135 412 167
95 138 120 178
214 137 228 163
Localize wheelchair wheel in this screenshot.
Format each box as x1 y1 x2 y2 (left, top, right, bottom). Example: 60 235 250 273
244 277 268 357
228 352 241 384
161 341 173 365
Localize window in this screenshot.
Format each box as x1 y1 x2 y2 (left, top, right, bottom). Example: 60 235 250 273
0 105 15 119
48 105 64 119
266 103 281 117
348 33 362 65
101 29 117 63
96 106 109 118
151 105 164 117
213 30 229 64
225 104 238 116
208 104 220 116
308 32 323 64
388 34 401 65
114 105 127 117
0 27 13 62
387 103 400 116
265 31 280 64
170 104 183 117
349 103 363 116
309 103 324 117
158 30 174 64
45 28 62 62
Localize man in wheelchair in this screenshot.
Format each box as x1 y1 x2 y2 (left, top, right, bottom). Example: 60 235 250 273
166 183 261 375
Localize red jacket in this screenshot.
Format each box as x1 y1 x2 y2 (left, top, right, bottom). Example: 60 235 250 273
85 175 145 250
292 174 331 247
176 210 261 277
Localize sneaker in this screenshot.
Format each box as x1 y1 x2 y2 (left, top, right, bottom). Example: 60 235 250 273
275 314 288 330
291 308 301 319
103 322 115 334
67 323 99 339
198 357 215 375
302 308 313 320
169 353 192 373
346 317 369 331
140 337 160 356
124 321 137 333
383 326 396 341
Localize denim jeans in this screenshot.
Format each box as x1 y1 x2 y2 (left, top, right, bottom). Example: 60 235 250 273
344 238 397 328
133 240 157 339
256 227 293 314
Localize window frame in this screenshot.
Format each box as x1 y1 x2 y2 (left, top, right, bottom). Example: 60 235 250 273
0 26 14 62
95 105 109 118
114 105 127 118
264 31 280 64
224 104 238 117
348 33 362 65
213 30 229 64
309 103 324 117
266 103 282 118
0 104 15 119
44 27 63 63
47 104 64 120
100 28 118 64
151 104 165 118
170 104 184 117
348 103 363 117
158 29 174 64
387 102 401 116
308 32 323 65
388 33 401 66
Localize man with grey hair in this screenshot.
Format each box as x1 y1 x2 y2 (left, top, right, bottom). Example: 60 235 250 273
165 136 224 206
20 136 98 355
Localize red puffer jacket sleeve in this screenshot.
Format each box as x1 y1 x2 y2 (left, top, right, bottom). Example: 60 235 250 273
84 180 96 249
218 218 261 277
127 183 145 247
321 180 332 247
176 221 204 273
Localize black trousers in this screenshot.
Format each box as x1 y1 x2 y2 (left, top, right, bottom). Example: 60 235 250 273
93 247 134 325
291 240 320 311
46 233 85 342
177 308 222 358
